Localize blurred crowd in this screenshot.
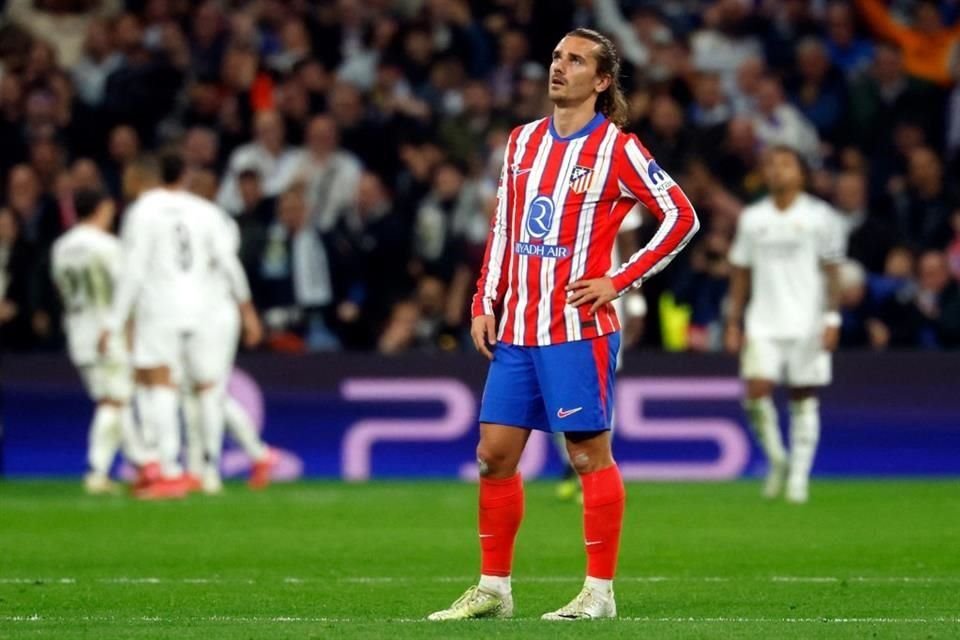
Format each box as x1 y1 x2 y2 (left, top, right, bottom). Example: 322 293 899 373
1 0 959 355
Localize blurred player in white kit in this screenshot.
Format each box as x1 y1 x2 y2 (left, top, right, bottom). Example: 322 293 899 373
102 154 260 498
725 145 843 504
51 189 146 494
182 169 276 491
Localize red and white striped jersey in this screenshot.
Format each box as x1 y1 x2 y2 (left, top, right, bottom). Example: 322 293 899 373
471 113 699 346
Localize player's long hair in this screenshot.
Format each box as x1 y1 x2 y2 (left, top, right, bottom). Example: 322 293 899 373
566 28 629 130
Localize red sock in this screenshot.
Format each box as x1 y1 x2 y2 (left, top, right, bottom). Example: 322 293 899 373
478 473 524 577
581 464 625 580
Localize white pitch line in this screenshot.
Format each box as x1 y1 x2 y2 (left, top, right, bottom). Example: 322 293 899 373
1 614 958 625
2 575 959 586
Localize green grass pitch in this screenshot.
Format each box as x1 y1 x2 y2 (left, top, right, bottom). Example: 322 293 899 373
1 480 958 639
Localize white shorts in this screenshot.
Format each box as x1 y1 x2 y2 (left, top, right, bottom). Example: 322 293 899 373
132 321 222 385
78 356 133 402
741 335 831 387
192 307 240 383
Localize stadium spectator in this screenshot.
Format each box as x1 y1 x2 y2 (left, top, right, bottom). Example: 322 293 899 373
913 250 960 348
217 110 304 215
0 207 37 350
750 75 821 165
787 37 848 144
296 114 362 232
845 43 940 156
854 0 960 87
257 186 337 352
890 147 954 251
823 1 874 77
832 170 896 273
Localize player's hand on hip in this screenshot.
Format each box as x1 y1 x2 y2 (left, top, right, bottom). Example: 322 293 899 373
471 314 496 360
566 277 618 315
822 325 840 352
723 324 743 355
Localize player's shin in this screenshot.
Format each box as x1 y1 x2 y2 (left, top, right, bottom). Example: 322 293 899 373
182 392 205 479
87 404 122 478
118 403 148 468
478 473 524 595
744 397 788 497
787 398 821 502
580 464 625 592
142 385 181 478
224 395 267 461
198 386 226 493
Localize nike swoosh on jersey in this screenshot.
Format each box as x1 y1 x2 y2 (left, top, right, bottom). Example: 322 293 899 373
557 407 583 419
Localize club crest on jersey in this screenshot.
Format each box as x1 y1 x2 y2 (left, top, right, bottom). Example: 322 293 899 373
647 160 676 192
525 195 555 239
569 165 594 194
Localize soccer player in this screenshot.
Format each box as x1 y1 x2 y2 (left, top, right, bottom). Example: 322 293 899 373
428 29 699 621
101 154 258 499
51 189 146 494
181 169 273 493
724 145 843 504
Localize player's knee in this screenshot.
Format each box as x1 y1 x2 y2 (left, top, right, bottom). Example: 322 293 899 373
475 444 515 478
745 380 774 400
566 446 609 475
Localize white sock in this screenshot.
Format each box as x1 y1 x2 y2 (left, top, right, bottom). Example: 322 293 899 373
141 386 181 477
198 387 225 477
224 396 267 461
788 397 821 485
87 404 121 476
744 397 787 465
182 393 205 476
118 404 147 467
134 385 159 459
479 574 511 595
585 576 614 596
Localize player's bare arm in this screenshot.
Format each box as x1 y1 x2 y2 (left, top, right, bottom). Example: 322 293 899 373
822 262 842 352
239 300 263 348
725 266 751 354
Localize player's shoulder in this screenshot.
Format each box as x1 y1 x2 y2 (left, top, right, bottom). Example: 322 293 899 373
51 227 77 260
799 193 841 224
798 192 833 213
739 197 772 222
508 118 548 142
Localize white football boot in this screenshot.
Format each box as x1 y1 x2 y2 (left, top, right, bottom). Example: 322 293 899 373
427 585 513 620
542 584 616 620
763 457 789 499
786 475 809 504
83 472 119 496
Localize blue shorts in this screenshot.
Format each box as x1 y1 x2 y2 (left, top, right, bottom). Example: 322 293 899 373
479 332 620 433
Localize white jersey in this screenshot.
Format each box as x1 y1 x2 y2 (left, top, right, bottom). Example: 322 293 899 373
108 188 250 332
51 225 122 365
205 211 248 324
729 193 843 339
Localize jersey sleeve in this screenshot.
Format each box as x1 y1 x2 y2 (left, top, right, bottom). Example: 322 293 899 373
818 206 846 265
209 207 251 303
608 134 700 294
728 211 752 268
106 201 150 331
470 133 515 317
